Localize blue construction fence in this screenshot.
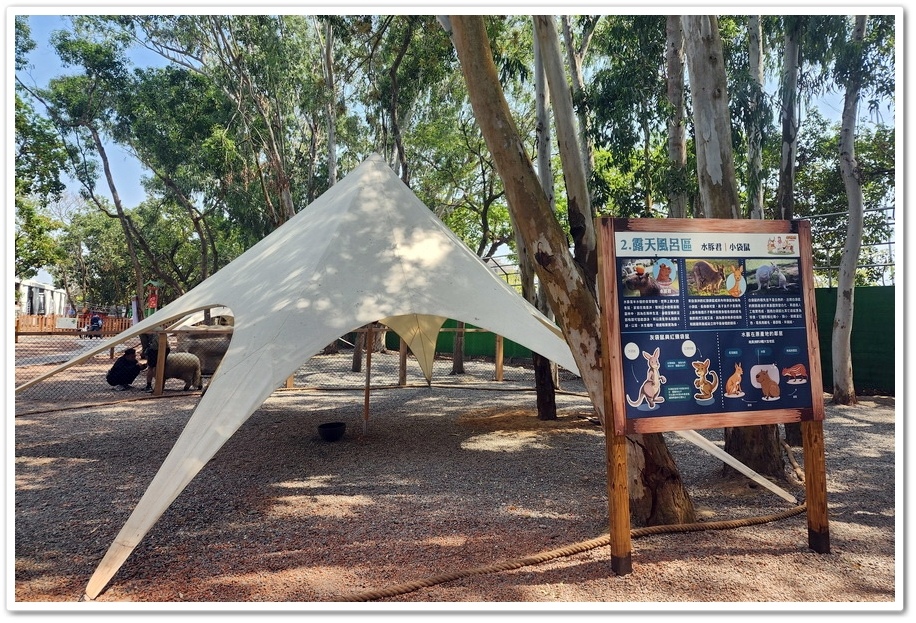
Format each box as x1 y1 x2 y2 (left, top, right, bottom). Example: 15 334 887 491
386 286 895 396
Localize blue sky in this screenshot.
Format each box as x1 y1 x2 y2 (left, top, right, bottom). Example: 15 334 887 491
17 14 166 208
14 11 898 215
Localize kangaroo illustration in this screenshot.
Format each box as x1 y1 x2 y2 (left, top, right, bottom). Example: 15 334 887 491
725 362 744 396
782 363 808 381
692 358 719 400
727 265 743 297
626 347 666 408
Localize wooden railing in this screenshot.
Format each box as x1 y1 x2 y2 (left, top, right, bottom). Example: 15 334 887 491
14 314 134 334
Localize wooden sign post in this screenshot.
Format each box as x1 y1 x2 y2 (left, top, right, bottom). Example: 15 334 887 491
596 218 830 574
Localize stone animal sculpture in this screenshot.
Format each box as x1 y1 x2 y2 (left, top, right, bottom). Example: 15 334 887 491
626 347 666 408
152 352 203 391
691 260 725 295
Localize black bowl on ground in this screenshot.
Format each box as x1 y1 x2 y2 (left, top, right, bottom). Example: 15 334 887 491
317 421 346 442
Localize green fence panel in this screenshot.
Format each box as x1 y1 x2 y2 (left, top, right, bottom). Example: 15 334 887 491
384 319 532 359
382 287 895 395
813 286 895 395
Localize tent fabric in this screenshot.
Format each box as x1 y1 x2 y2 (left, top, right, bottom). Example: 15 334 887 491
17 154 580 599
379 313 450 382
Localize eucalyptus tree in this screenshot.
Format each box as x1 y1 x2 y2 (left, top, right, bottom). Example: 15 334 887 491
347 15 455 183
681 15 741 219
560 15 598 198
448 15 695 526
664 15 690 217
109 64 238 286
586 15 671 217
528 19 560 418
30 25 154 312
14 17 70 281
14 94 68 281
113 15 331 231
794 111 894 286
831 14 895 405
533 16 596 291
53 207 134 312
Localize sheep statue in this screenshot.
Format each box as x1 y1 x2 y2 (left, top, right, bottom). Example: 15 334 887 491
153 352 204 392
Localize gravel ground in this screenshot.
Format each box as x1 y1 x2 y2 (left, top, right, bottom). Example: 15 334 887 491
12 379 898 615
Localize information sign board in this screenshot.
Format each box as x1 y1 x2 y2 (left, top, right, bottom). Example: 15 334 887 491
597 218 825 436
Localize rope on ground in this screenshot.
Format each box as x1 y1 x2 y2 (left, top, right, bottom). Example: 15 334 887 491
338 504 808 602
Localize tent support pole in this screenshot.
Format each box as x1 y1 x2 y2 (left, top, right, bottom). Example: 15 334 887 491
494 334 504 381
363 324 374 434
153 332 167 396
398 338 408 386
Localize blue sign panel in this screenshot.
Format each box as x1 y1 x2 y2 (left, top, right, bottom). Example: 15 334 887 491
614 231 814 421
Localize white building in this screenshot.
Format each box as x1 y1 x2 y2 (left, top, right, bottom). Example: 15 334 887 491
14 274 70 316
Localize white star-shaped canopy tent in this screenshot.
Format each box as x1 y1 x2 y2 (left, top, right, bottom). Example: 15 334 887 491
17 154 580 599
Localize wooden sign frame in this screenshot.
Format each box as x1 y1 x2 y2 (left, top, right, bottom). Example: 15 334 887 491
596 218 830 575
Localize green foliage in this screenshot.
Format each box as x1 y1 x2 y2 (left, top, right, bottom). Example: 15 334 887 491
14 13 896 296
14 91 68 279
15 198 62 280
794 111 894 285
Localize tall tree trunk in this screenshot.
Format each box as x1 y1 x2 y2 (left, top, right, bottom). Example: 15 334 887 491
681 15 740 219
682 16 785 479
776 17 802 221
560 15 597 198
723 425 786 479
665 15 689 218
320 19 338 186
87 127 147 312
451 321 466 375
526 28 557 419
747 15 765 220
533 15 597 292
449 15 694 526
776 17 805 443
832 16 868 406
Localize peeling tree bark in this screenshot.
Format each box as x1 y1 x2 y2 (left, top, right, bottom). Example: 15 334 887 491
533 15 597 291
776 17 802 222
832 16 868 406
448 15 694 526
665 15 689 218
681 15 740 219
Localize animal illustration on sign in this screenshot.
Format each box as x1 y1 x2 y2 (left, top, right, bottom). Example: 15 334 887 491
691 260 725 294
727 264 744 297
725 362 744 396
656 262 672 285
782 363 808 383
756 368 781 400
692 358 719 401
626 347 666 409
